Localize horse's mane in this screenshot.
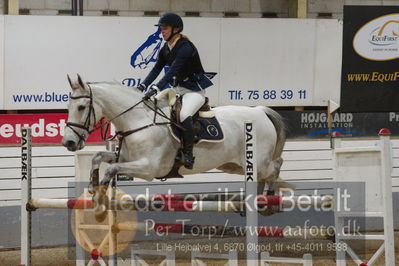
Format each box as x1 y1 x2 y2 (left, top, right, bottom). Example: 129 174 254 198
88 81 142 95
88 81 119 85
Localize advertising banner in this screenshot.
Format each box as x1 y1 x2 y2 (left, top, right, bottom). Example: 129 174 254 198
340 6 399 112
0 114 107 145
219 19 342 107
219 19 316 106
279 111 399 138
3 16 220 110
2 16 341 110
0 16 4 110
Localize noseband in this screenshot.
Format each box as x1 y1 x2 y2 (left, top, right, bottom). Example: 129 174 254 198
66 85 96 145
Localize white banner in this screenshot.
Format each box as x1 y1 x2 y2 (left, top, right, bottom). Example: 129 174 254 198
2 15 341 110
0 16 4 110
220 19 315 106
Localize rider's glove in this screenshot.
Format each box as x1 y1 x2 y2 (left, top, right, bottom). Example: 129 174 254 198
136 83 146 92
143 85 159 100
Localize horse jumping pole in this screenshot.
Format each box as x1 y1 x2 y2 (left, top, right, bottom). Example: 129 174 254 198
245 120 258 266
21 127 32 266
26 195 332 211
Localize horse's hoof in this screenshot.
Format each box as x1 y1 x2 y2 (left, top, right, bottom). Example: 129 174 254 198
259 206 281 216
92 188 109 223
100 180 110 187
87 187 96 196
94 209 108 223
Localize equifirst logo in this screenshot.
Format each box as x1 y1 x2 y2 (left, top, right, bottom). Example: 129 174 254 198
353 13 399 61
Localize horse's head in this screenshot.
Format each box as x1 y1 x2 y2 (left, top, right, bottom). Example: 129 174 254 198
62 74 103 151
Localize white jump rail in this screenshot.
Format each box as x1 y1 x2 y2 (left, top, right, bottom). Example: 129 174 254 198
260 252 312 266
131 249 175 266
191 250 238 266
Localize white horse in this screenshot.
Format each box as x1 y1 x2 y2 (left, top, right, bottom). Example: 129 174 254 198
62 75 286 198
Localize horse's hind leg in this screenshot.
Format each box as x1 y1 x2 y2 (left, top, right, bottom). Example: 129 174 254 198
266 157 284 192
258 157 284 216
258 157 283 194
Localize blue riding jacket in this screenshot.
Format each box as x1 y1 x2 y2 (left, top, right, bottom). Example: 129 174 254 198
141 37 213 91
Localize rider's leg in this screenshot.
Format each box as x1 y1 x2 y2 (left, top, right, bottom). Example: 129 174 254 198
181 117 195 169
180 91 205 169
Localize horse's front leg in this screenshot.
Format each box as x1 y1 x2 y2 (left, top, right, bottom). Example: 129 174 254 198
100 158 153 186
89 151 117 193
93 158 154 222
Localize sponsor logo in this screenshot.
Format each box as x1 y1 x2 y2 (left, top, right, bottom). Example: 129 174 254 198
0 114 106 144
123 28 170 88
300 112 361 136
206 125 219 137
245 123 255 182
389 112 399 122
353 13 399 61
21 128 29 181
130 28 163 70
0 119 66 139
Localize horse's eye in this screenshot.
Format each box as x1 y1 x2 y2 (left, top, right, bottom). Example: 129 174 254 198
78 105 86 111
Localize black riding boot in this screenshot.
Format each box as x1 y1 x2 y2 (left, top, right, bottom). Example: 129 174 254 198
181 116 195 169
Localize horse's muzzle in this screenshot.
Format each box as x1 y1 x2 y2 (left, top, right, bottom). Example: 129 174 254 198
62 139 80 151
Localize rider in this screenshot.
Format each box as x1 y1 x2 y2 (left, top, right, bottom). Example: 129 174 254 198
138 12 213 169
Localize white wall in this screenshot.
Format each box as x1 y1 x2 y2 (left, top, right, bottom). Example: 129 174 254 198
15 1 399 18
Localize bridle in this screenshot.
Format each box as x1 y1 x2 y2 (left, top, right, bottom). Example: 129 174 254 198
66 84 183 161
66 85 97 147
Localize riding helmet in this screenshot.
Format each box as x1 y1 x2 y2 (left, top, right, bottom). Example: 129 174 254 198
155 13 184 32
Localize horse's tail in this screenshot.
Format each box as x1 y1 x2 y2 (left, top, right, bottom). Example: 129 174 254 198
260 106 286 160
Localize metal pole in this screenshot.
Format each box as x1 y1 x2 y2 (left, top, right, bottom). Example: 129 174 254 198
78 0 83 16
72 0 77 16
21 127 32 266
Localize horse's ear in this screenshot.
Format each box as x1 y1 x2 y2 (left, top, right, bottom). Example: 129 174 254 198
77 74 85 89
67 74 75 89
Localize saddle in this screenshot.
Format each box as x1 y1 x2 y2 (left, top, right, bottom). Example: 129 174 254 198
154 88 224 180
169 97 224 144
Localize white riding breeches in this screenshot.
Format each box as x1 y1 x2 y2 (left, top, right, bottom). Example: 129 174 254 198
175 86 206 122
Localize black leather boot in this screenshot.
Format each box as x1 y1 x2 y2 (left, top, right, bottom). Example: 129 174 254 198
181 116 195 169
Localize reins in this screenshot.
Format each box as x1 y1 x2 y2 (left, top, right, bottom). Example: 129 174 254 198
67 84 183 162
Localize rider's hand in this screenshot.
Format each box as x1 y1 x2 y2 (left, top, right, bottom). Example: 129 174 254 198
136 83 146 92
143 85 159 100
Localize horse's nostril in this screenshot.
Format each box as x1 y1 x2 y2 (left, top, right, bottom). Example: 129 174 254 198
65 140 76 148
